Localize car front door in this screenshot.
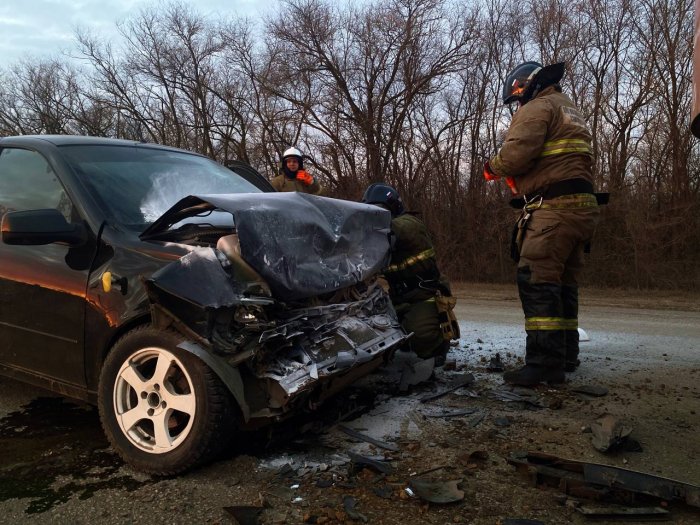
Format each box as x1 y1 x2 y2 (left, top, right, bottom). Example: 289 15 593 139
0 146 91 388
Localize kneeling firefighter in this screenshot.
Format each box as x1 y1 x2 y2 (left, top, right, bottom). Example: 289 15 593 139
362 183 460 365
484 61 608 386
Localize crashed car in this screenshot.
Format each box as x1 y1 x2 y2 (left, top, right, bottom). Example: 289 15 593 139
0 135 408 474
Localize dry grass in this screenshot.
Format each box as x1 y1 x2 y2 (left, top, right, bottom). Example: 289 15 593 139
451 281 700 311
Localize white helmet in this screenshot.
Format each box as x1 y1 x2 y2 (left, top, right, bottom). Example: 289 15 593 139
281 146 303 171
282 147 303 160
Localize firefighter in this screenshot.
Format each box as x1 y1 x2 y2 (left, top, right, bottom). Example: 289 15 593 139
362 183 459 366
271 147 324 195
484 61 602 386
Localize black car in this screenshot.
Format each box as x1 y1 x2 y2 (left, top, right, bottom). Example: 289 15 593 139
0 135 407 474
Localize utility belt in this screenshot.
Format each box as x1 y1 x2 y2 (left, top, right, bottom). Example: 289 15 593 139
509 179 609 262
509 178 609 209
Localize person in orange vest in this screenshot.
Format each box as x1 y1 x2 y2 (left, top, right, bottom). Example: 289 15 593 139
271 147 323 195
485 61 604 386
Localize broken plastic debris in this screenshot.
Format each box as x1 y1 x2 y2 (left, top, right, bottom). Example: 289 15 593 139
419 373 475 403
578 327 590 341
347 451 394 475
408 478 465 504
572 384 609 397
590 414 634 452
343 495 368 522
487 353 504 372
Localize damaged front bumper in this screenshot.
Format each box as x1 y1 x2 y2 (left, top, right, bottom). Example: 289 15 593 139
250 287 407 417
145 248 408 426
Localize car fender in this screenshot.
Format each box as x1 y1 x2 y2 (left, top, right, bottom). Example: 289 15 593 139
177 340 250 422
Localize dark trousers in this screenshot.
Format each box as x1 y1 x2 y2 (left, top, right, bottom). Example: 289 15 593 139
516 200 599 369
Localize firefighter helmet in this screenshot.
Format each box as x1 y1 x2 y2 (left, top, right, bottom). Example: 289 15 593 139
362 183 404 217
502 61 565 106
281 146 304 169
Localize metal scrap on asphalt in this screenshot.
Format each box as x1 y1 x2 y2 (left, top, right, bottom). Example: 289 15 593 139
575 504 670 520
337 424 399 451
488 388 546 408
508 451 700 509
347 451 394 475
419 373 475 403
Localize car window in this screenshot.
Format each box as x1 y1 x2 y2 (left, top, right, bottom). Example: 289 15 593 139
60 145 261 231
0 148 73 221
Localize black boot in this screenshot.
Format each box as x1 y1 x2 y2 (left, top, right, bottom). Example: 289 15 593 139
562 285 580 373
564 359 581 372
433 341 449 367
503 364 565 386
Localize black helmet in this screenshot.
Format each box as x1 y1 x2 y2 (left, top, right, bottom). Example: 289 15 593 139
362 183 404 217
502 61 565 106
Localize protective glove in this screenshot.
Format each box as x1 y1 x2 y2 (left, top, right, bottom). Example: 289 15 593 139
296 170 314 186
483 161 498 181
484 161 519 194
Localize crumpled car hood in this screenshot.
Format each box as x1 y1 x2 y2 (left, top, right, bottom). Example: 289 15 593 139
141 193 392 301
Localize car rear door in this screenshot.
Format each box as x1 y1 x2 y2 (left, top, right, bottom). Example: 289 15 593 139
0 146 92 388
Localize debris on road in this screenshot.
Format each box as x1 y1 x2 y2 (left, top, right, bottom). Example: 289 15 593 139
343 495 369 522
575 504 670 520
407 478 465 504
347 451 394 475
487 353 505 372
337 424 399 451
419 373 475 403
590 413 634 452
488 388 546 409
572 384 609 397
508 451 700 508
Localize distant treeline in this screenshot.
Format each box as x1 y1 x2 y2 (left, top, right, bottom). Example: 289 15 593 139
1 0 698 289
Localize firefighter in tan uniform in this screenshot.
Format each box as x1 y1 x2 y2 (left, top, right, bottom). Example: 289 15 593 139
271 147 324 195
485 61 603 386
362 184 459 366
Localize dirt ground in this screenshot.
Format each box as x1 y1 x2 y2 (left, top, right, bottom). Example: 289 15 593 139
0 282 699 524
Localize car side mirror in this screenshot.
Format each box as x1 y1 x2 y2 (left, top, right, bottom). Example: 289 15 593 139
1 209 88 246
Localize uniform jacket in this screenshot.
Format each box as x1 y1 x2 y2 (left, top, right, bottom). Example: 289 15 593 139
489 86 594 196
271 170 323 195
385 213 441 302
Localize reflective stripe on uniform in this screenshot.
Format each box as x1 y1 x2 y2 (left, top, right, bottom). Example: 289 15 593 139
525 193 598 211
539 139 592 157
385 248 436 273
525 317 578 330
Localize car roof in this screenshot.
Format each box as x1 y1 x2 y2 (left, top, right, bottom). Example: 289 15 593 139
0 134 197 154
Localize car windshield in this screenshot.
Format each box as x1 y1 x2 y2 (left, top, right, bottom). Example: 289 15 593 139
60 144 261 231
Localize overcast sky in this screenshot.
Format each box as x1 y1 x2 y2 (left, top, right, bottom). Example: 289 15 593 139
0 0 276 68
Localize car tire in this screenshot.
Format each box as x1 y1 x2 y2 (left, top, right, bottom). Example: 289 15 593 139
98 326 235 475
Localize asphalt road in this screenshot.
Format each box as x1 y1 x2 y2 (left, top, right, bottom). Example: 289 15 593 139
452 297 700 378
0 294 699 523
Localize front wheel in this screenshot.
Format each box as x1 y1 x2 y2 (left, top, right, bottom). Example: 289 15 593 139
98 326 235 475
